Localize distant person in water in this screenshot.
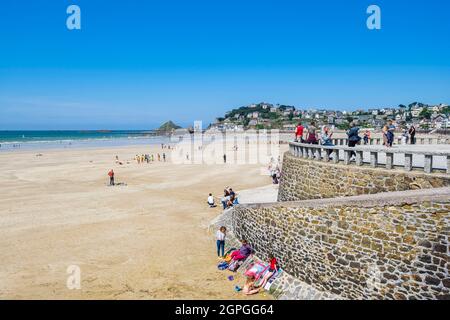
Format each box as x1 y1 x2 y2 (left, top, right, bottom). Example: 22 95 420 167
108 169 115 186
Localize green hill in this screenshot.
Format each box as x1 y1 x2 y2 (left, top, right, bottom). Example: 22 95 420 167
158 120 181 132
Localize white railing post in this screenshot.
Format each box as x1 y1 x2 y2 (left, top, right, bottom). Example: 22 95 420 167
315 148 322 161
404 153 413 171
386 152 394 170
355 151 363 166
332 150 339 163
447 155 450 174
344 150 351 165
308 147 314 160
424 154 433 173
370 152 378 168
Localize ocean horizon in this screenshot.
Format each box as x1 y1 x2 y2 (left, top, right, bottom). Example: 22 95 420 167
0 130 171 152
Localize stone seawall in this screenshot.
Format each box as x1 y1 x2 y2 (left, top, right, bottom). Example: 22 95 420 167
278 152 450 201
232 188 450 300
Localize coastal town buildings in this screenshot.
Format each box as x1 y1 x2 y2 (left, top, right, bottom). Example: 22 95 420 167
209 102 449 132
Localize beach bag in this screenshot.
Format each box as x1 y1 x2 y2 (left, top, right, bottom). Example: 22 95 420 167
223 248 236 263
217 262 229 270
228 260 242 272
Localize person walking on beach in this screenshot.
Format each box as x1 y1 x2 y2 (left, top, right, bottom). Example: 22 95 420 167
223 154 227 164
163 153 166 162
216 226 226 258
295 122 304 142
108 169 115 186
409 125 416 145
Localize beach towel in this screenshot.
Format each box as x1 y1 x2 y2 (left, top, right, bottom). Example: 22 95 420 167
263 268 283 291
244 262 269 280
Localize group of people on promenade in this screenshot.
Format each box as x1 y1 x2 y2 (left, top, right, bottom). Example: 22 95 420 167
215 227 279 295
294 121 418 150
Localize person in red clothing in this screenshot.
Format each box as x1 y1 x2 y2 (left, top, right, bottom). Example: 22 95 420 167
258 253 278 289
108 169 115 186
295 123 304 142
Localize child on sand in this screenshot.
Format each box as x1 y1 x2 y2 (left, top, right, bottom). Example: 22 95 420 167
258 254 278 289
207 193 217 208
243 275 260 295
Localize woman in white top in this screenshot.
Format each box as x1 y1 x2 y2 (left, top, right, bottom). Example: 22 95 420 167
216 226 227 257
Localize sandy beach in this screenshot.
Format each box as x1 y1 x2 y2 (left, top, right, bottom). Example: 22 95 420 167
0 144 284 299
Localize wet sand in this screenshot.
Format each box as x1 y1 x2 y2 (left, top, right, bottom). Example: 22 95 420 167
0 144 284 299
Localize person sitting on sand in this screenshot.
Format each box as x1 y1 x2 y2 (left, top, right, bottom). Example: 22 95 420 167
108 169 115 186
207 193 217 208
257 253 278 289
243 275 260 295
226 188 239 207
230 240 253 261
221 189 230 209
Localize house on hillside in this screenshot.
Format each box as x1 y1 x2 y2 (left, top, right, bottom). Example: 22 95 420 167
433 114 448 129
411 107 423 118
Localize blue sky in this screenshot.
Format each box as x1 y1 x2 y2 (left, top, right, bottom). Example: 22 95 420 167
0 0 449 129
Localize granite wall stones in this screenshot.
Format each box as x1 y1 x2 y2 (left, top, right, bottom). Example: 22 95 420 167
278 152 450 201
232 189 450 300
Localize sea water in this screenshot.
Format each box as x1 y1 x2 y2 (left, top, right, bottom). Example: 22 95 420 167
0 130 171 152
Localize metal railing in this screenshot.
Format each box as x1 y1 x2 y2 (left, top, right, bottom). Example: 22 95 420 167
289 142 450 174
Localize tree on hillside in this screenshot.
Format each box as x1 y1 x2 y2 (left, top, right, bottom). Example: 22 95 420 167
419 107 432 120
